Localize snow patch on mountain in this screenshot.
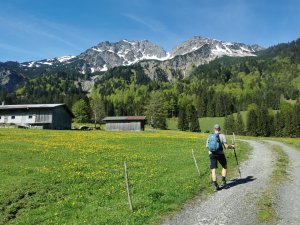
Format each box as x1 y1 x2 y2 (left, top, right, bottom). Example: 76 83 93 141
57 56 75 62
100 65 108 71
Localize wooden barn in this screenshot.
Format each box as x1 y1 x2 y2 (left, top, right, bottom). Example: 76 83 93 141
0 103 74 130
103 116 146 131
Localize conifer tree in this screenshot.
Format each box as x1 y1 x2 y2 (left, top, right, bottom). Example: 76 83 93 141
247 109 258 136
189 105 200 132
284 108 294 137
178 106 189 131
291 100 300 137
256 107 271 137
235 112 245 135
274 112 284 137
224 114 235 134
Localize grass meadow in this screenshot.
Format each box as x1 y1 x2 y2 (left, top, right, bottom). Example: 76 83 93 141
0 129 250 224
167 111 248 133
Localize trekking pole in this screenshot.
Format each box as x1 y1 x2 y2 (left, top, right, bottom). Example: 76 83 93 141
207 148 212 184
232 132 241 178
192 149 201 177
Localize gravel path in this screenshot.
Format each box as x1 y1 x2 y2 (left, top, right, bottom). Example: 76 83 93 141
265 141 300 225
162 140 274 225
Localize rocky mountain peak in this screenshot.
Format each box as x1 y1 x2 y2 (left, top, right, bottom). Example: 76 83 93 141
78 39 168 71
15 36 264 75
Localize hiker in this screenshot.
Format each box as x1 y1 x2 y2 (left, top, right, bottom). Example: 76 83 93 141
206 124 235 191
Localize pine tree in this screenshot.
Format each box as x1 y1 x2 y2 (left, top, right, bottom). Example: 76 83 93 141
224 114 235 134
224 115 229 135
256 107 271 137
274 112 284 137
198 97 207 117
284 108 294 137
291 100 300 137
280 101 293 136
178 107 189 131
189 105 200 132
247 109 258 136
235 112 245 135
186 104 193 122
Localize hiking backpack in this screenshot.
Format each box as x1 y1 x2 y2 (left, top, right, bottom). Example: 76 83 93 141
207 133 223 152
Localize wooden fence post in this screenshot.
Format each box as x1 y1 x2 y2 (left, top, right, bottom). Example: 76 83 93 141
192 149 201 177
124 161 133 211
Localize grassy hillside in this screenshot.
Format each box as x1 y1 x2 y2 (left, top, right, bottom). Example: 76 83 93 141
0 129 250 224
167 111 248 133
167 117 225 133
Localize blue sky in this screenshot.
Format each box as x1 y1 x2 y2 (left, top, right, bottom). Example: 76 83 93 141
0 0 299 62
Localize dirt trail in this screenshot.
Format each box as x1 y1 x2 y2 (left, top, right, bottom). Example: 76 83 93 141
162 140 274 225
265 141 300 225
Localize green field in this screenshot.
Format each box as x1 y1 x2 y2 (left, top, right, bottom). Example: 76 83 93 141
167 111 248 133
0 129 250 224
167 117 225 132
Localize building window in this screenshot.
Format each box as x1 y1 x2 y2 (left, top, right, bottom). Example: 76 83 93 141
29 115 33 119
11 116 15 119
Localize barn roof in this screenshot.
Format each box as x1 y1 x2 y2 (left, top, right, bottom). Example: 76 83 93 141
103 116 146 121
0 104 74 117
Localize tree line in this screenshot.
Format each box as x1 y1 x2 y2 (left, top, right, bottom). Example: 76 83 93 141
224 101 300 137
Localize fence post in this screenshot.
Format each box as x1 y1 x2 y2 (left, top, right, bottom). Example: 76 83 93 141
192 149 201 177
124 161 133 211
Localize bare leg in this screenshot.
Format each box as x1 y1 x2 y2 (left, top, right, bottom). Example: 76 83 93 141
222 168 227 177
211 168 217 181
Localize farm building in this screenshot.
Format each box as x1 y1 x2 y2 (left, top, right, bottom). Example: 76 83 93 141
103 116 146 131
0 103 74 130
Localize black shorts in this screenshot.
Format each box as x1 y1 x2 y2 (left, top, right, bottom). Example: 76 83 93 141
209 153 227 169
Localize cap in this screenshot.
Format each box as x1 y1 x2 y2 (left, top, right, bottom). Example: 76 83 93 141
214 124 221 130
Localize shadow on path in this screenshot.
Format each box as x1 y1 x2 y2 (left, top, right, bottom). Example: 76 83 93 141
228 176 256 188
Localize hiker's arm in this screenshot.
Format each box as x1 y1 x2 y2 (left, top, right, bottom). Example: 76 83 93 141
223 143 235 149
222 135 234 149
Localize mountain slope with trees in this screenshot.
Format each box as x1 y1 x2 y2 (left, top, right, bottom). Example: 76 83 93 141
1 38 300 136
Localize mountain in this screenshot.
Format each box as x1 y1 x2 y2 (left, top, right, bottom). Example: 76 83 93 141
15 36 262 74
77 39 170 72
21 56 76 68
170 36 263 57
0 36 264 92
0 68 24 92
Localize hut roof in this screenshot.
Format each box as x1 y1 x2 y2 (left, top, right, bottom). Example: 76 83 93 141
103 116 146 121
0 104 74 117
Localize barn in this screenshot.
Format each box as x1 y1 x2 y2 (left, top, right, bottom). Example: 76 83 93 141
103 116 146 131
0 103 74 130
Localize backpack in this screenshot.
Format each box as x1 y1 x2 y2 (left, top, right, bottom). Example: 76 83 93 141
207 133 223 152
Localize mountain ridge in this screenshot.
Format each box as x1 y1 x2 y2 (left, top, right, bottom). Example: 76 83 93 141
2 36 263 73
0 36 265 92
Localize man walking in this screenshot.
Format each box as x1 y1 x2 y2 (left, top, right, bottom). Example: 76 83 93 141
206 124 234 191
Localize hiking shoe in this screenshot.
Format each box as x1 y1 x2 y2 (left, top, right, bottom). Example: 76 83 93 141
220 181 229 189
214 185 221 192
